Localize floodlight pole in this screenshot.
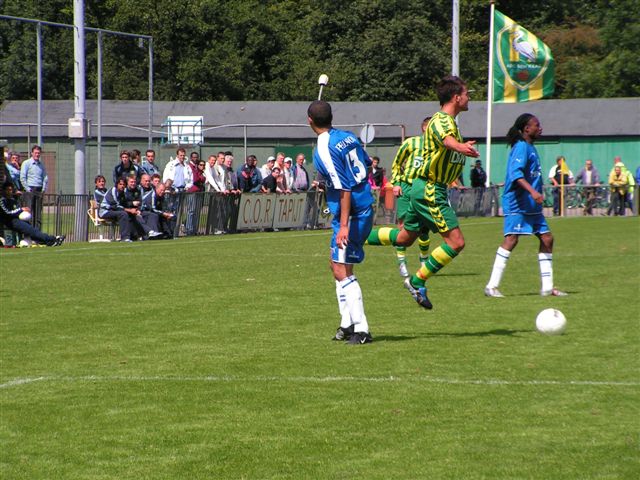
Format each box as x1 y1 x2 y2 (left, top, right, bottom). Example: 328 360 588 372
452 0 459 76
36 22 43 146
148 38 154 149
97 30 103 174
73 0 88 240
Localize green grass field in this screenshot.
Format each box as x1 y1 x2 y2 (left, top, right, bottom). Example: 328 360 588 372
1 217 638 479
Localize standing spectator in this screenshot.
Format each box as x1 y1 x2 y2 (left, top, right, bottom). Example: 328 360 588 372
308 100 375 345
189 152 200 173
608 165 629 216
367 156 384 189
470 159 487 216
485 113 567 298
113 150 140 185
223 152 240 193
291 153 310 192
237 155 262 193
5 152 23 191
205 154 226 192
0 181 63 247
141 149 160 176
20 145 48 229
20 145 48 193
548 156 574 216
162 148 193 192
131 149 142 166
274 152 286 173
283 157 294 191
260 156 276 180
261 167 283 193
184 158 207 236
188 158 207 193
574 159 601 215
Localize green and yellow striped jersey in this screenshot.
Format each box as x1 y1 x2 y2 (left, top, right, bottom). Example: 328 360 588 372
417 111 467 185
390 135 424 185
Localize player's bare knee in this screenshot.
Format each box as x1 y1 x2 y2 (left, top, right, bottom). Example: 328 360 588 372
540 232 554 251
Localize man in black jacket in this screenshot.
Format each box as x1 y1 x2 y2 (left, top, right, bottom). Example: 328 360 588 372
0 181 64 246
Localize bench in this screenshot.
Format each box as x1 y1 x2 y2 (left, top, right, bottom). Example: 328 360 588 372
87 199 115 242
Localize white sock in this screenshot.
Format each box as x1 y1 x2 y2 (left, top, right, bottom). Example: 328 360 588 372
486 247 511 289
538 252 553 292
339 275 369 333
336 280 351 329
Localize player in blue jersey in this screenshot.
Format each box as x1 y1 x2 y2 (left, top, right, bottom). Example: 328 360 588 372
308 100 375 344
485 114 567 297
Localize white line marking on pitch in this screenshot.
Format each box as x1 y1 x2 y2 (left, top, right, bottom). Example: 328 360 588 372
1 375 638 390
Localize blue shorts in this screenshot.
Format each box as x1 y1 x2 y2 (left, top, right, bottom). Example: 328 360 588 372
330 206 374 264
503 213 550 236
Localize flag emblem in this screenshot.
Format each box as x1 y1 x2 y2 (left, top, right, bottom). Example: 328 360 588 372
493 10 555 102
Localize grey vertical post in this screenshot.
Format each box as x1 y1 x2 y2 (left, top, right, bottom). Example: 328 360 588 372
452 0 459 76
73 0 88 240
97 30 102 175
148 38 154 149
36 22 43 146
243 125 248 161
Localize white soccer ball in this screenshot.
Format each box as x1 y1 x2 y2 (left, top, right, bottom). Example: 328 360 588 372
19 239 32 248
536 308 567 335
19 210 32 221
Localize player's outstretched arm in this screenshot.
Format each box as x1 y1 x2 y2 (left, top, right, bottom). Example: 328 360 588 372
443 136 480 158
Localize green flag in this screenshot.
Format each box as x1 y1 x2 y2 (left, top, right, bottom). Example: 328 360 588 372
493 10 554 103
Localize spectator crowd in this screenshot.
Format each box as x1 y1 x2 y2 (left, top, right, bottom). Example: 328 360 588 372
1 144 638 246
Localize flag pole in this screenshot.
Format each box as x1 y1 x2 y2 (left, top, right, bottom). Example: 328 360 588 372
485 0 496 187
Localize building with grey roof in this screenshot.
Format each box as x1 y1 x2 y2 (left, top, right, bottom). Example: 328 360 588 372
1 99 638 193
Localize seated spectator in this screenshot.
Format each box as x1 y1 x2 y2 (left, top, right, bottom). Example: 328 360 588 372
99 177 135 242
139 174 163 238
151 183 176 238
237 155 262 193
93 175 108 205
123 175 161 239
151 173 162 188
0 181 64 246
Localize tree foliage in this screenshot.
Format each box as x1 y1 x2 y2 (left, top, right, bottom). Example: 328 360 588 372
1 0 637 102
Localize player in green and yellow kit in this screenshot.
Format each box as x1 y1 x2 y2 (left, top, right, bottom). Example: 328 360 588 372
368 76 480 309
388 117 432 277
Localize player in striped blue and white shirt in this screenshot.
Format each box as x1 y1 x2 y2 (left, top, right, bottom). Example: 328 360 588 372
308 100 375 345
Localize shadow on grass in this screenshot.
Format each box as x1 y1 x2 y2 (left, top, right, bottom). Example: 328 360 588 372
374 335 420 342
507 290 577 297
424 328 532 337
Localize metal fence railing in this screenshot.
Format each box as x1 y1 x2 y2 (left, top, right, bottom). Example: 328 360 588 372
2 185 637 245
